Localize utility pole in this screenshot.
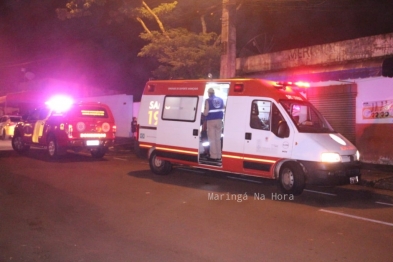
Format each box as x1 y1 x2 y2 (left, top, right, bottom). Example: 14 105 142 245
220 0 236 79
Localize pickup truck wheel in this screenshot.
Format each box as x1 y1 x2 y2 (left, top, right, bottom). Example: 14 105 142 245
47 137 57 158
91 148 106 158
278 162 305 195
149 151 172 175
47 136 67 157
12 135 30 153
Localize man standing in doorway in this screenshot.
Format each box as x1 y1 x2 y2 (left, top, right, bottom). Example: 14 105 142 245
203 88 224 160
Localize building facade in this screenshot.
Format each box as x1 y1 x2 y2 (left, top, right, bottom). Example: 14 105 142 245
236 33 393 165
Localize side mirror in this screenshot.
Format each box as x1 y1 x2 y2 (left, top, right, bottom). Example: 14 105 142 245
276 121 290 138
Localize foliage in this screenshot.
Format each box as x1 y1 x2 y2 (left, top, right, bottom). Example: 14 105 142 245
57 0 221 79
139 28 220 79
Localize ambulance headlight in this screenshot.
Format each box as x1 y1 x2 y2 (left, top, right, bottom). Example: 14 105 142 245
321 152 341 163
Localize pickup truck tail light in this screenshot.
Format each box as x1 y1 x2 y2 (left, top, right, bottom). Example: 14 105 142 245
67 124 73 138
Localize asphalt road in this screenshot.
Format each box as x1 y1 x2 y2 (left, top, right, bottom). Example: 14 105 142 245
0 140 393 262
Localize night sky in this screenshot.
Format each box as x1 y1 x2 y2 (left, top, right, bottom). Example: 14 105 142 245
1 0 393 101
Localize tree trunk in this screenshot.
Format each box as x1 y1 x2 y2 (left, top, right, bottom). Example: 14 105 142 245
136 17 152 36
142 1 169 39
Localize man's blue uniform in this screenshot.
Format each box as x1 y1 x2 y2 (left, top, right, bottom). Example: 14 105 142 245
203 88 224 160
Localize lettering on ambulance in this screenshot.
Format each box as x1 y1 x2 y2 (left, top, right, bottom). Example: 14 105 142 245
148 101 160 126
285 94 303 101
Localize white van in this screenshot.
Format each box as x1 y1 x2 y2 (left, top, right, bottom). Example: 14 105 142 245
136 78 360 195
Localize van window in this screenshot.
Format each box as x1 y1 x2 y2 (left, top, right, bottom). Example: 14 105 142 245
280 100 335 133
162 96 198 122
250 100 271 130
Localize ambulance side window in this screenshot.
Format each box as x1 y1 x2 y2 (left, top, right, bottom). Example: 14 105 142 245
162 96 198 122
271 103 289 137
250 100 271 130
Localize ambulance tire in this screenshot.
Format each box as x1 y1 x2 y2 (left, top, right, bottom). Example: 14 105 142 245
149 151 172 175
278 162 305 195
12 134 30 154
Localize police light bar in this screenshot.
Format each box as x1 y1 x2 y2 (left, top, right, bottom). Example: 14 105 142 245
45 95 74 112
274 81 310 90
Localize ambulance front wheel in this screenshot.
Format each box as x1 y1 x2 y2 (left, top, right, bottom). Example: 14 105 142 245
278 162 305 195
149 151 172 175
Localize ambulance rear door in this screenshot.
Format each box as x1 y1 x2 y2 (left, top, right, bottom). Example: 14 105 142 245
138 95 163 146
155 95 201 164
242 98 294 178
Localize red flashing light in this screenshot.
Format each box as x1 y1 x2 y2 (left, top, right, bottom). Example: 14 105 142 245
273 81 310 89
234 84 244 92
294 81 310 88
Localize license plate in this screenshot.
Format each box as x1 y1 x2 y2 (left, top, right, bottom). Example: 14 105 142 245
86 140 100 146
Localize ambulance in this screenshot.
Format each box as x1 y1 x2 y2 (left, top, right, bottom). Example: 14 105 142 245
136 78 361 195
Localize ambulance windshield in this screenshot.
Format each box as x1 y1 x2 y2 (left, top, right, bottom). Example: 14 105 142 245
280 100 335 133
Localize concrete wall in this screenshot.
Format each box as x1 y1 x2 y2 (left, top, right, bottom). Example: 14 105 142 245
236 33 393 74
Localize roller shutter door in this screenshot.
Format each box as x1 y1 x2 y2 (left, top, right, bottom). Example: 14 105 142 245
306 84 357 145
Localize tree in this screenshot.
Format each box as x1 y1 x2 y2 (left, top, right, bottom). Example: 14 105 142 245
56 0 221 79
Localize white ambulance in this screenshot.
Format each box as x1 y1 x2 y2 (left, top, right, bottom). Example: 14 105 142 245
136 78 360 195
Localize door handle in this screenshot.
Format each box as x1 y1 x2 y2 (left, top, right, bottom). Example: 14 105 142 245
193 129 198 136
245 132 252 140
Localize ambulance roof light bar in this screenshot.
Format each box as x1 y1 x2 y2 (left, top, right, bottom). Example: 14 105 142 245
273 81 310 90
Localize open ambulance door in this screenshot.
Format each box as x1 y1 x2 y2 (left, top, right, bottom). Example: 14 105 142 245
154 96 202 164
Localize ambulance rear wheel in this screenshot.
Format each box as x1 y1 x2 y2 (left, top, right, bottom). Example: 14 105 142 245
278 162 305 195
149 151 172 175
